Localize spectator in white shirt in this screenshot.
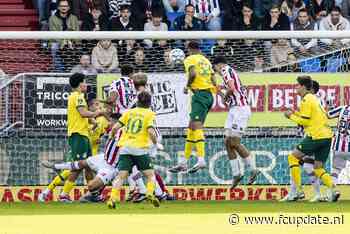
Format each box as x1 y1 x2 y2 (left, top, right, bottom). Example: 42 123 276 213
186 0 221 30
319 6 350 46
144 10 168 48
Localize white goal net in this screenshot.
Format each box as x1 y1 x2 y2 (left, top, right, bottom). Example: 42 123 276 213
1 31 350 188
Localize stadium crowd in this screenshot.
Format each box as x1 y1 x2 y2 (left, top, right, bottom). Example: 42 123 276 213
30 0 350 72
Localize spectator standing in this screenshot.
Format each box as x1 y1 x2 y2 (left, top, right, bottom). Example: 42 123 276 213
110 5 141 64
280 0 306 22
49 0 80 72
131 0 165 24
173 3 203 30
81 5 109 31
291 8 318 55
71 55 98 75
109 0 133 18
71 0 110 21
91 40 119 73
319 6 350 46
186 0 221 30
144 10 168 48
307 0 335 21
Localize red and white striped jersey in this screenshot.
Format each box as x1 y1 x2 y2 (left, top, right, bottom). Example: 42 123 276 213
104 129 123 167
109 77 137 114
329 105 350 153
220 65 248 107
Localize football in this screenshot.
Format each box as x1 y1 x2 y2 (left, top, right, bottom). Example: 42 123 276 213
169 48 186 65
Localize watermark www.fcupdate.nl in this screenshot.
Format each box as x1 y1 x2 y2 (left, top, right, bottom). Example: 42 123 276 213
228 214 345 227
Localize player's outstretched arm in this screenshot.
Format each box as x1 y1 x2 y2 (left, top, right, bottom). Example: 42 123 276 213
148 127 158 145
327 106 344 119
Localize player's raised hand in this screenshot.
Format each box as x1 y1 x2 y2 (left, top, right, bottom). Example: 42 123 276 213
284 109 293 118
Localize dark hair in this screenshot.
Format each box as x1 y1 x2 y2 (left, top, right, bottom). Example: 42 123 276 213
119 4 130 12
286 0 303 10
69 73 85 88
213 56 227 65
152 8 163 18
87 97 97 107
188 41 200 50
331 6 342 14
298 8 308 15
312 80 320 94
185 3 195 11
120 64 134 76
137 91 152 108
57 0 70 7
297 75 313 90
110 113 122 121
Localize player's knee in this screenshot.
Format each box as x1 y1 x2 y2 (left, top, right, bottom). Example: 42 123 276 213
229 136 241 148
313 160 323 169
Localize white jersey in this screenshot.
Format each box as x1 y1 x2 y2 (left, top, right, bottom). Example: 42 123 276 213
328 105 350 153
109 76 137 114
104 128 123 168
220 65 248 107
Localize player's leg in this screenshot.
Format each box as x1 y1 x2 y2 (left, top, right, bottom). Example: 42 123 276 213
38 170 71 202
224 136 242 188
59 134 91 202
129 166 148 202
312 139 340 202
331 151 348 185
154 172 175 200
302 159 323 202
107 154 132 208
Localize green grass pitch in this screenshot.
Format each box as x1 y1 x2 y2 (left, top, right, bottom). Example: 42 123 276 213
1 200 349 215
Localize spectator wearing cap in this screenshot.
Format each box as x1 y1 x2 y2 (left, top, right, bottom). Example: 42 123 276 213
71 55 98 75
291 8 318 55
319 6 350 46
185 0 221 30
91 40 119 73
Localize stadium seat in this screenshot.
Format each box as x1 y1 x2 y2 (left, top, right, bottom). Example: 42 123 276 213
326 56 346 72
299 58 322 72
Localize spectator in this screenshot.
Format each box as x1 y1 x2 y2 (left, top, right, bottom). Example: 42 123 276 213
81 5 109 31
110 5 141 64
341 0 350 19
163 0 186 12
33 0 49 29
307 0 335 21
253 0 281 19
131 0 165 24
319 6 350 46
236 4 260 30
144 10 168 48
263 5 294 66
291 8 318 55
132 47 149 72
280 0 306 22
186 0 221 30
71 55 98 75
109 0 133 18
211 40 234 64
221 0 251 30
71 0 110 21
91 40 119 73
173 3 203 30
49 0 80 72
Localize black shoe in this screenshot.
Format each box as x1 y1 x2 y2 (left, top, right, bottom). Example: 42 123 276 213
231 175 244 189
133 193 147 203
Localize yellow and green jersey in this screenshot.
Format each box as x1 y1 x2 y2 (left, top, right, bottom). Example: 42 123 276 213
290 93 333 139
67 91 89 137
117 107 156 149
88 116 109 155
183 54 216 93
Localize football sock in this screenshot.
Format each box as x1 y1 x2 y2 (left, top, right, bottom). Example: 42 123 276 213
154 181 163 196
193 129 205 158
146 178 156 196
303 162 321 196
110 188 120 202
229 159 241 177
127 175 136 191
155 172 168 193
288 154 302 192
54 162 80 170
184 128 194 159
62 180 75 195
47 170 71 191
314 168 334 188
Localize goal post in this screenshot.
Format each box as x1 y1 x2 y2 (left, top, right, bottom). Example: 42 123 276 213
0 31 350 189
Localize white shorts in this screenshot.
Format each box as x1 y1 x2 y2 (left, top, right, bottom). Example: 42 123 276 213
224 105 251 137
86 154 118 185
